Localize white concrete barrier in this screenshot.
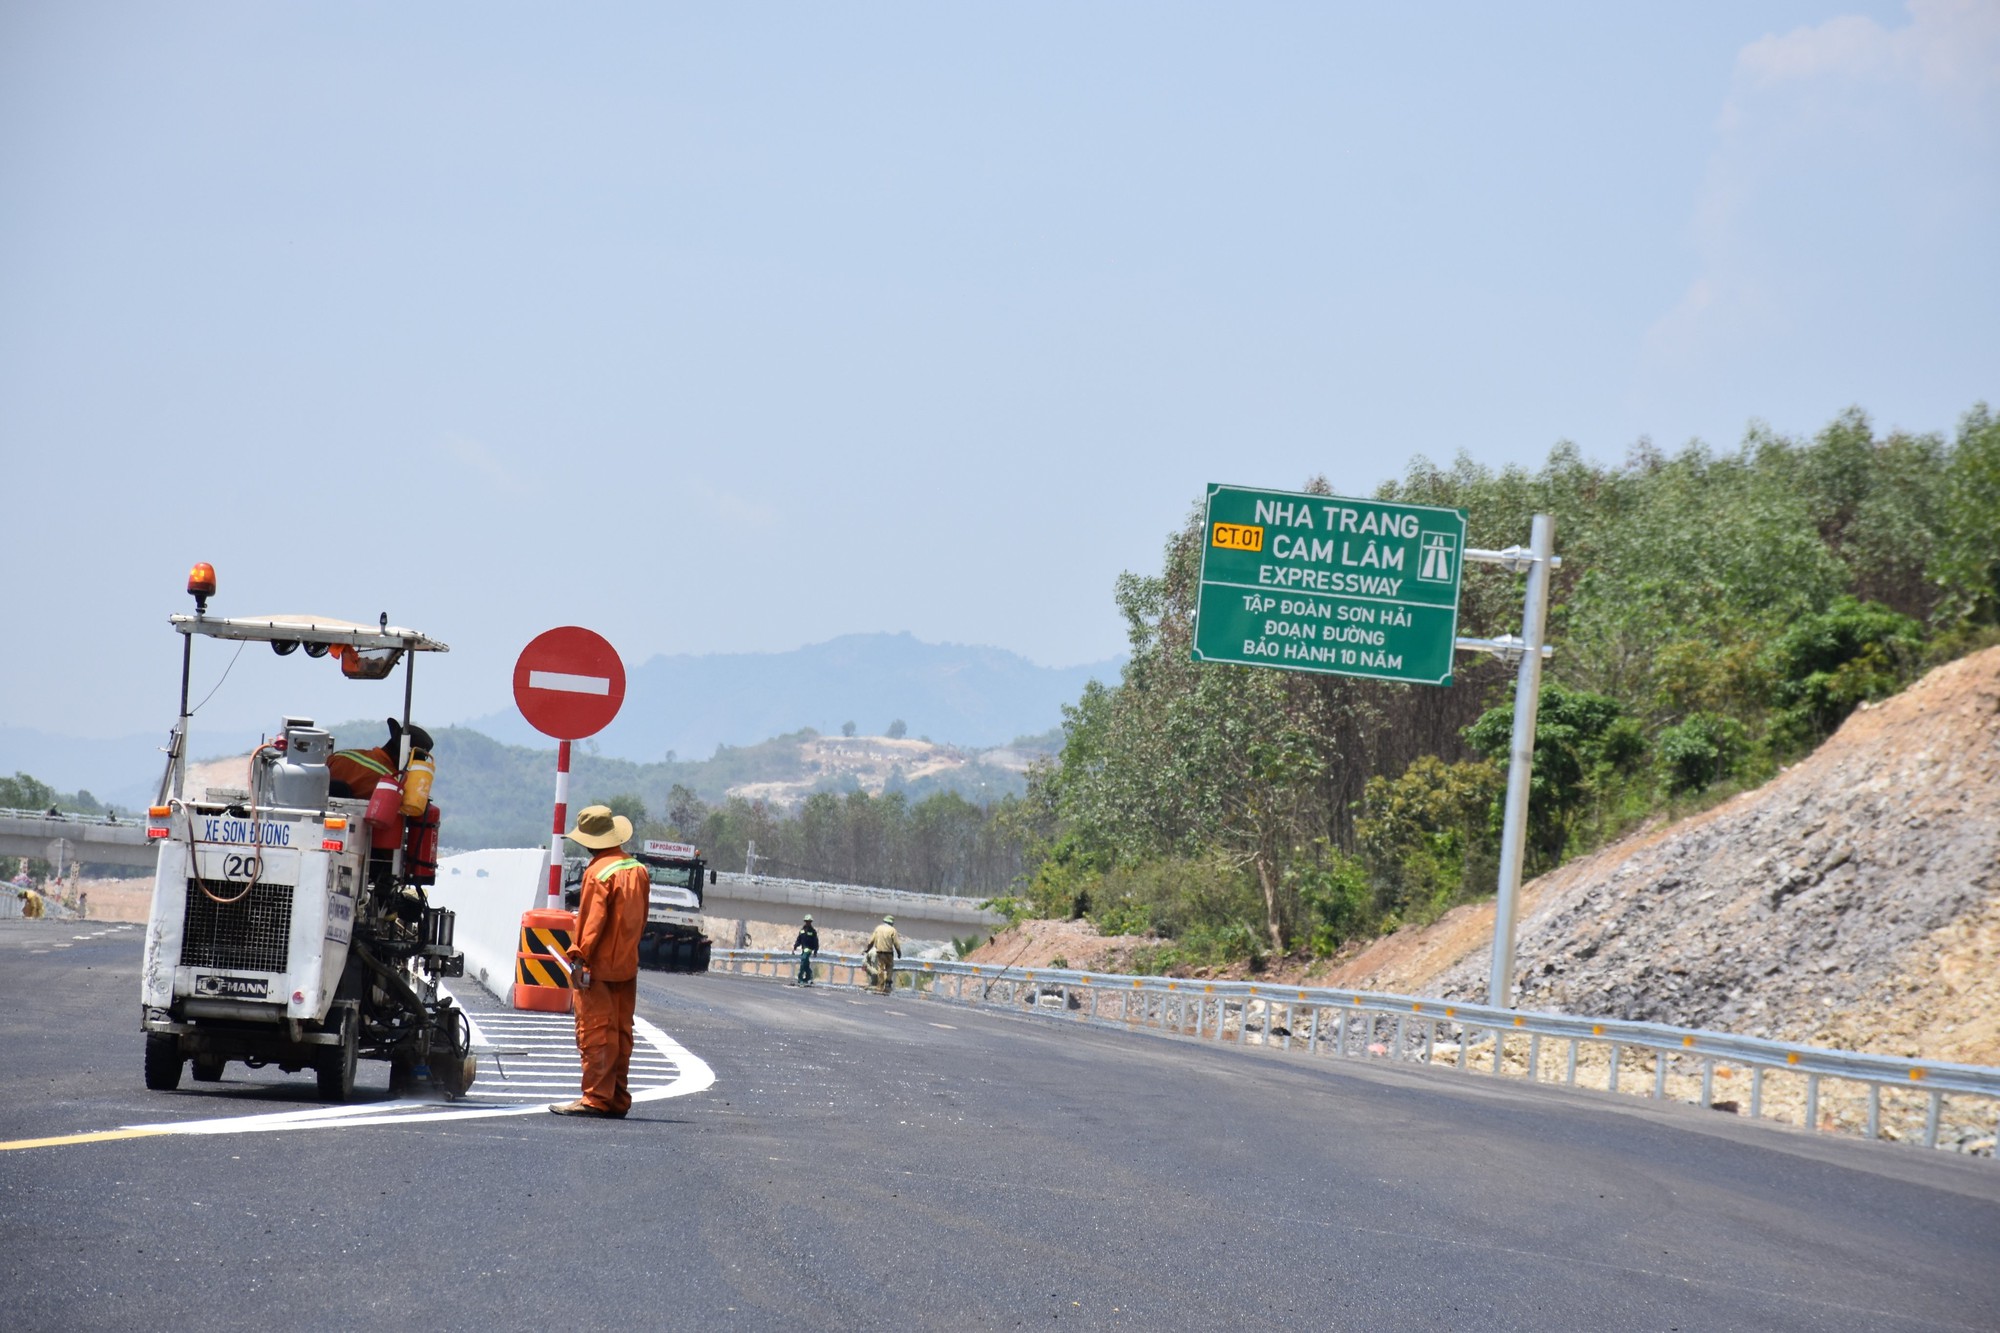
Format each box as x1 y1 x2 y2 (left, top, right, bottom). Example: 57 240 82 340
430 848 548 1002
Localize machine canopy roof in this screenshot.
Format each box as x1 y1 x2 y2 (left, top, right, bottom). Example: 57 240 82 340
168 613 449 653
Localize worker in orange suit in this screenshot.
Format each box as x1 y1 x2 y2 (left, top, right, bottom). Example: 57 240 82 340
327 717 432 799
550 805 649 1119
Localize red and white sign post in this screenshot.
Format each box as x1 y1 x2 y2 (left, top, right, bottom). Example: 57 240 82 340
513 626 627 909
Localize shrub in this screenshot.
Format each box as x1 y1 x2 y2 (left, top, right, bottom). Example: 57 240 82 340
1655 712 1751 797
1763 597 1923 751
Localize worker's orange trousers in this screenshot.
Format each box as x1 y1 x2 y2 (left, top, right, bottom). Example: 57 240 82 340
572 976 637 1114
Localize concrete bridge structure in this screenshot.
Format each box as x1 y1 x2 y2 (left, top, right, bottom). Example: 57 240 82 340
0 809 156 870
412 849 1009 997
703 871 1003 942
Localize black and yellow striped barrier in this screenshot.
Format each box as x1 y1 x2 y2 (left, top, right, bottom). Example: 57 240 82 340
513 909 576 1013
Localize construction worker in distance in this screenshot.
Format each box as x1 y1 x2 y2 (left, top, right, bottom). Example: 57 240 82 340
793 913 819 986
328 717 433 799
865 914 901 995
15 885 44 919
550 805 649 1119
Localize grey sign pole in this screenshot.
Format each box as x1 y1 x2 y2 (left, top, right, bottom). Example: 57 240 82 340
1484 513 1555 1008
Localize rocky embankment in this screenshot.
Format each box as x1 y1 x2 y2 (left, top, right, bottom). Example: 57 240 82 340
1329 645 2000 1066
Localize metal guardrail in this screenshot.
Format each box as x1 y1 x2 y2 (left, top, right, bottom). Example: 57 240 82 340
713 948 2000 1156
0 806 137 828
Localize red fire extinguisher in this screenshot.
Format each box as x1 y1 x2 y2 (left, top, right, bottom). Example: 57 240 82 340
402 803 441 884
366 775 406 850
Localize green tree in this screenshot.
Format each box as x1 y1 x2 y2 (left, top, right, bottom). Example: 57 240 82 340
1356 756 1503 923
1465 683 1643 868
1291 848 1373 956
0 772 56 812
1654 712 1751 797
663 784 709 839
1931 404 2000 624
886 719 908 739
1762 596 1924 751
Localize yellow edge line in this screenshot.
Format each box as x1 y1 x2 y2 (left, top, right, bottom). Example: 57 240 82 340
0 1127 171 1153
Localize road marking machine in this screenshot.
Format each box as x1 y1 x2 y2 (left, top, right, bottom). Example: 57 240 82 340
139 563 474 1100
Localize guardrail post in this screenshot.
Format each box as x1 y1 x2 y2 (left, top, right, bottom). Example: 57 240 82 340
1528 1033 1541 1082
1565 1038 1577 1085
1805 1074 1819 1130
1608 1043 1620 1094
1653 1048 1668 1101
1751 1067 1765 1120
1424 1019 1436 1065
1924 1091 1942 1149
1867 1083 1880 1139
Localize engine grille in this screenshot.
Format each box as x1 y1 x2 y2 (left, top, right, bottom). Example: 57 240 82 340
181 880 294 973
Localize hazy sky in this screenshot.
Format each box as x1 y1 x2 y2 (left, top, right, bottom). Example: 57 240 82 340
4 2 1995 743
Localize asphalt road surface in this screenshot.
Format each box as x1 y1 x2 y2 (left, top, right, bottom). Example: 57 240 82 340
3 918 1998 1331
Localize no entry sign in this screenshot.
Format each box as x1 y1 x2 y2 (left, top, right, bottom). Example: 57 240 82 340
513 626 626 739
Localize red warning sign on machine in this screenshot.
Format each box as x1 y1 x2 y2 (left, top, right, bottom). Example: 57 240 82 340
512 626 626 740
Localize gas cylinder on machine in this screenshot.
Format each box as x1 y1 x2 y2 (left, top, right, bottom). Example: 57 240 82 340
400 751 434 816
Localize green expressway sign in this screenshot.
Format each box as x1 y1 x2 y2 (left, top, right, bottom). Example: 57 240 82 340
1192 484 1467 686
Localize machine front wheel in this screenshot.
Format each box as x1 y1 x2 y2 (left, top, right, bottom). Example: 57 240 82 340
143 1033 183 1091
191 1055 225 1081
316 1009 357 1102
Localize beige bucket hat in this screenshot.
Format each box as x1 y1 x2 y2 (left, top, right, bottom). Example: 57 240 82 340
565 804 633 850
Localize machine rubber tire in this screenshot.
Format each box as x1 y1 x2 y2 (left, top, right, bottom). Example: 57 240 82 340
693 939 711 972
191 1055 225 1082
316 1009 357 1102
638 934 659 969
144 1033 183 1091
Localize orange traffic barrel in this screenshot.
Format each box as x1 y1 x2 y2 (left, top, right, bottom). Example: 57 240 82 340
513 908 577 1013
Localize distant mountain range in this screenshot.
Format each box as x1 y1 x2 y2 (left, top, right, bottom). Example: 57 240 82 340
1 633 1121 806
461 632 1121 763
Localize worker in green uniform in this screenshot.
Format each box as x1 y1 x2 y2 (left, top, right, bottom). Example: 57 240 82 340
865 915 901 995
793 914 819 986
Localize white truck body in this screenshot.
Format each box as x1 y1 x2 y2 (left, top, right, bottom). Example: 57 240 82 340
141 805 364 1035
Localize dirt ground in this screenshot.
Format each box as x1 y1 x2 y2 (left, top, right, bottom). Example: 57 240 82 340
964 918 1157 973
